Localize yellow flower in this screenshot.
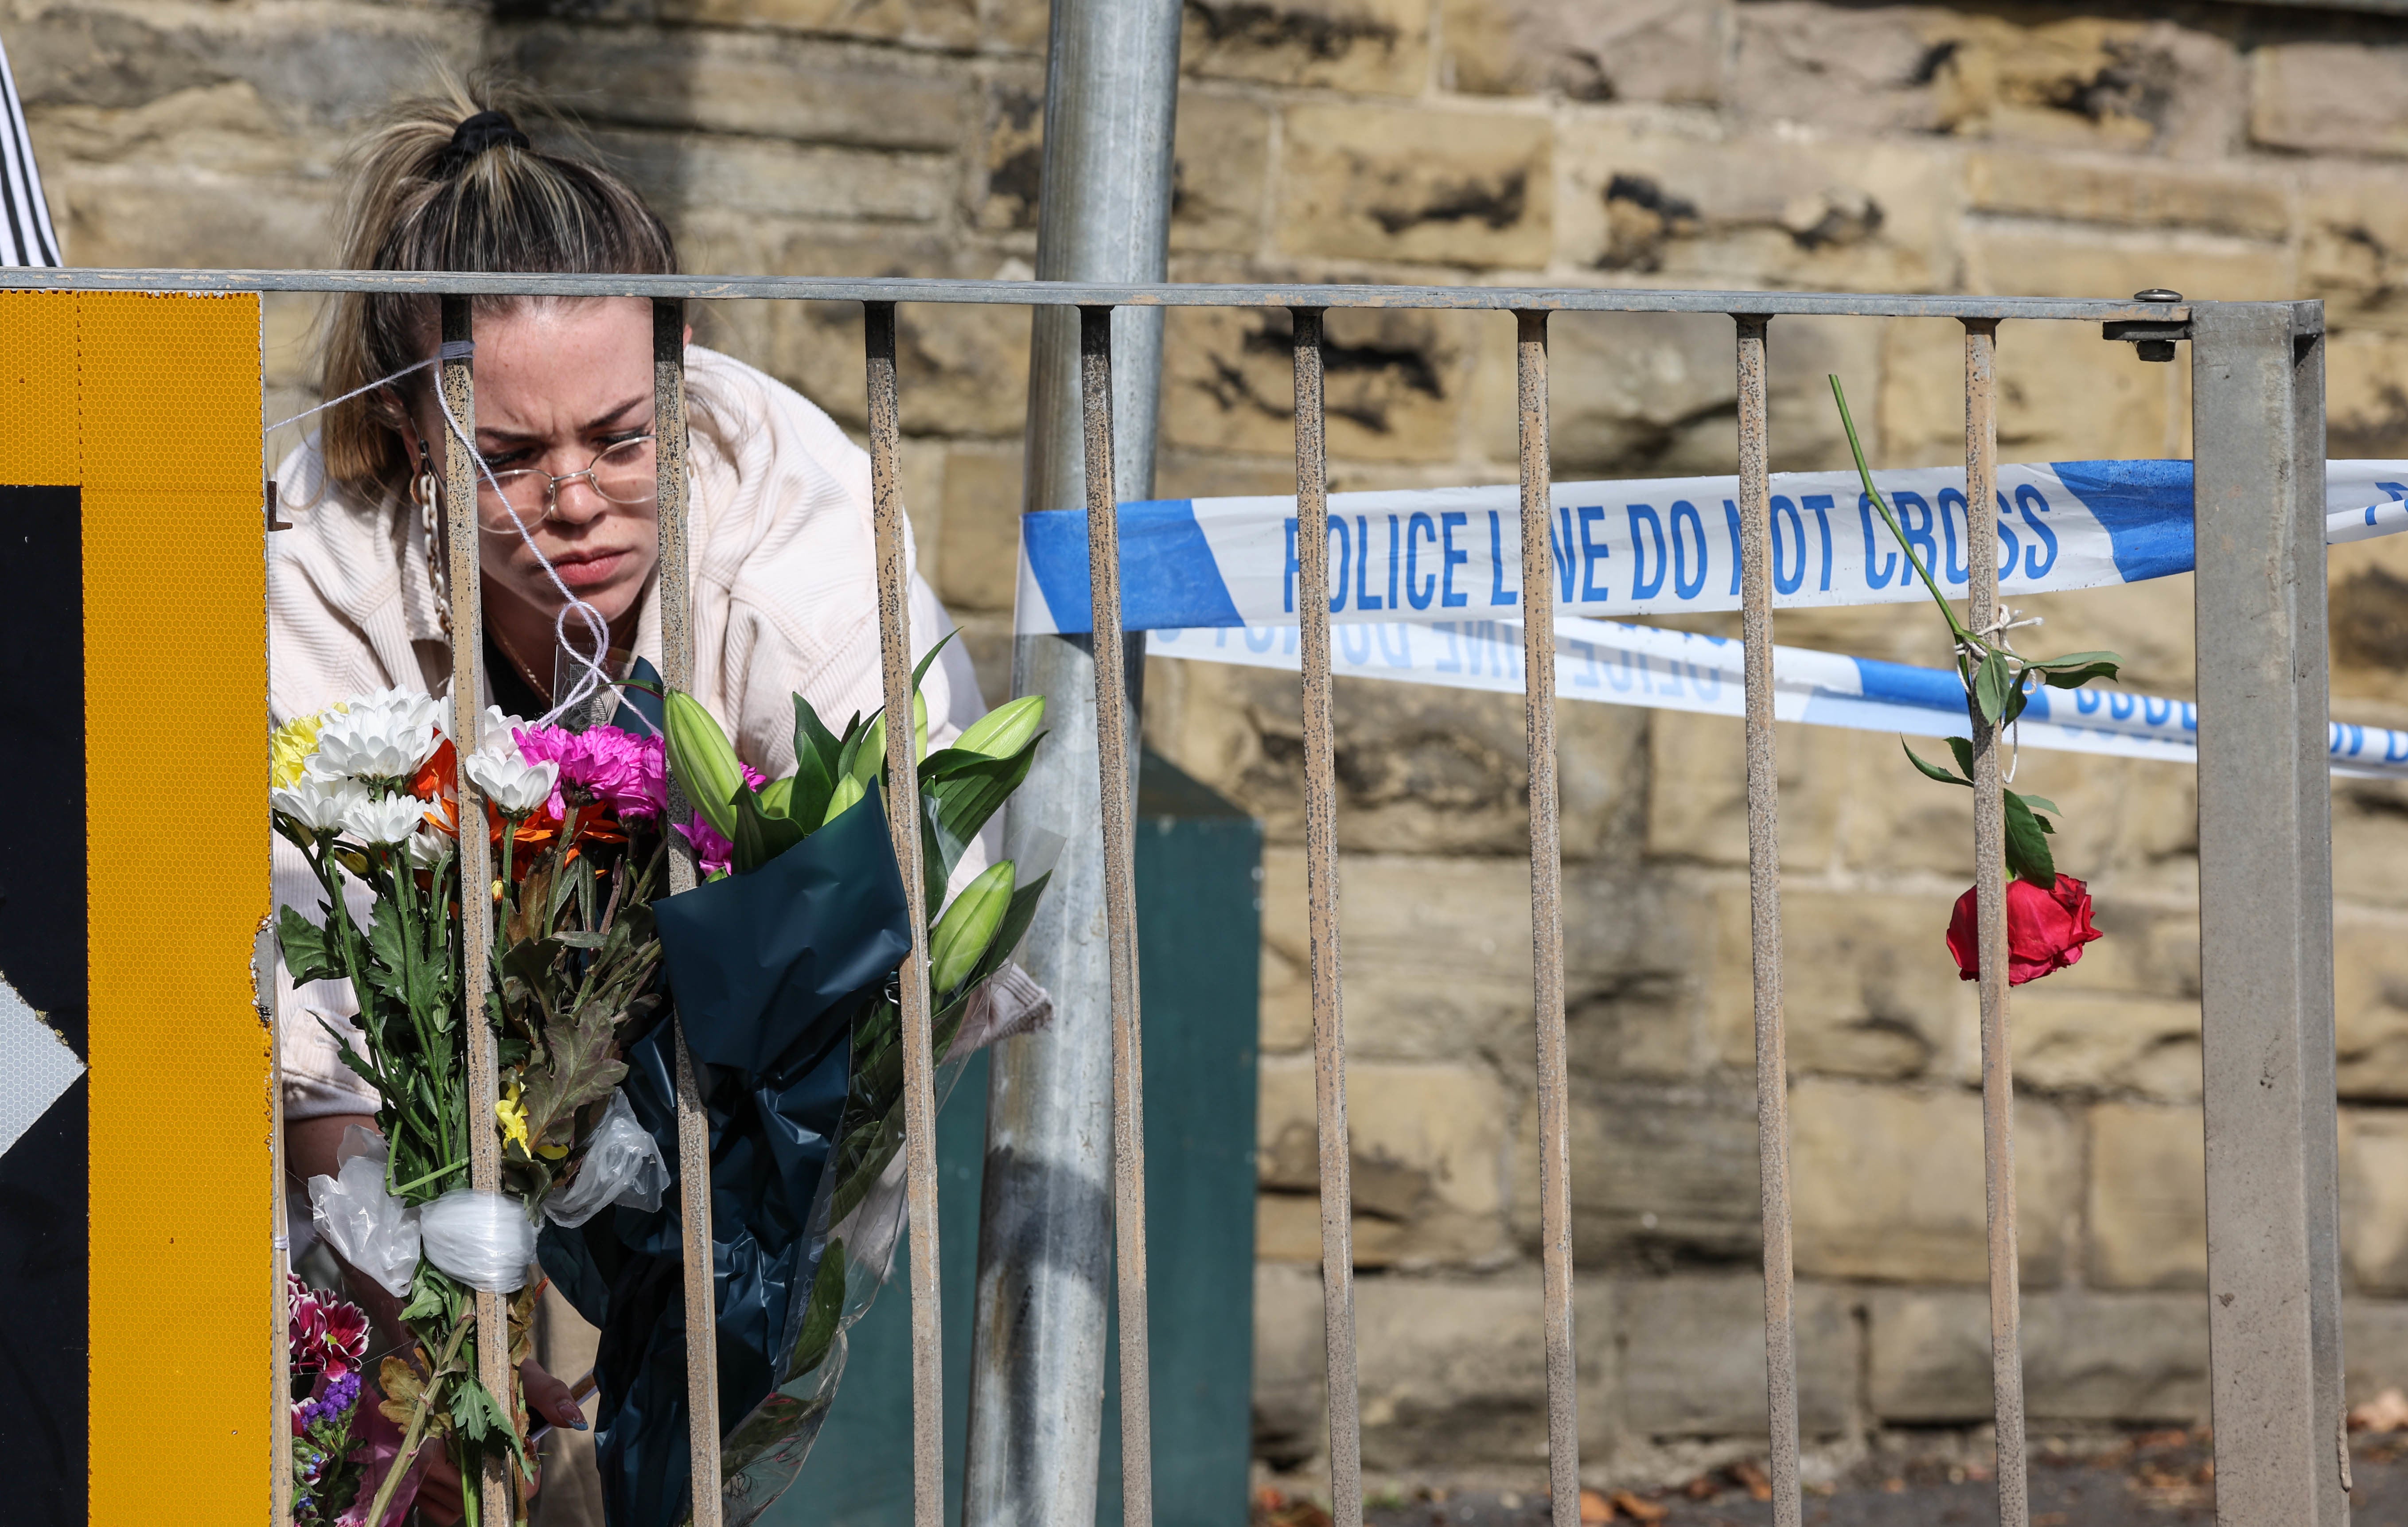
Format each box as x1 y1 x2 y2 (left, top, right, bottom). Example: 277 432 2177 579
268 703 346 788
496 1082 532 1156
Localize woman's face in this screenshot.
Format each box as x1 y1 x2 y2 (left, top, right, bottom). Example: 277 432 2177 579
410 297 666 637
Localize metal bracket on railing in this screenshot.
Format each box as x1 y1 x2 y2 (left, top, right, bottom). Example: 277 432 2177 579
2104 289 2189 362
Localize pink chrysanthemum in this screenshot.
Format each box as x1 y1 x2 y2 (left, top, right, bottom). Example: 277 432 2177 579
288 1273 371 1382
674 811 735 877
513 723 668 823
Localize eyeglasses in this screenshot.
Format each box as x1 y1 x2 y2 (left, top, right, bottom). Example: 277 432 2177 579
475 436 658 531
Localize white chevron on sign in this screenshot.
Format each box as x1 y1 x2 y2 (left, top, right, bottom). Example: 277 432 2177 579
0 973 84 1160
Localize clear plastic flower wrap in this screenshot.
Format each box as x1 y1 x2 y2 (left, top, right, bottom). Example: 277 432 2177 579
307 1137 421 1299
418 1188 538 1293
542 1088 669 1228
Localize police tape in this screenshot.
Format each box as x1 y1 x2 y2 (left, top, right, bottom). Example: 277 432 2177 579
1021 459 2408 635
1145 615 2408 781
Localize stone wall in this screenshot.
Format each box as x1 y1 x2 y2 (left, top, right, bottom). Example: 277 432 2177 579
21 0 2408 1490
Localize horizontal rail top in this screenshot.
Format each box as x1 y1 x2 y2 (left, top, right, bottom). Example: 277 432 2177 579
0 266 2189 322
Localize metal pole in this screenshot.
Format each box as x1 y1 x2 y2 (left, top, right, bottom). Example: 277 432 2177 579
865 300 947 1527
967 2 1181 1523
1077 304 1159 1527
2192 300 2349 1527
1291 308 1364 1527
1962 320 2028 1527
437 296 514 1527
1733 315 1803 1527
651 299 722 1527
1515 311 1580 1527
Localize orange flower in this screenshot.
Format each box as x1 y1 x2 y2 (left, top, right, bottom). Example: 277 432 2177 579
411 738 636 880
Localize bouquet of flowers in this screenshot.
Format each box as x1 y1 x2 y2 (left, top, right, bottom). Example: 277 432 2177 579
271 689 675 1526
288 1274 373 1526
540 648 1051 1526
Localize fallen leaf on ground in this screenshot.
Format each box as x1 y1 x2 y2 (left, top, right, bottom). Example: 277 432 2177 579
2353 1388 2408 1434
1577 1488 1613 1524
1609 1492 1667 1523
1730 1460 1773 1501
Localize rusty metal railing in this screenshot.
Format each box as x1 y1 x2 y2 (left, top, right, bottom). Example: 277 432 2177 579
8 264 2342 1527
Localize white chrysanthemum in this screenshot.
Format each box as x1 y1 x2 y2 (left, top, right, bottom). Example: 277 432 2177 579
343 791 431 845
314 689 444 780
271 770 369 832
465 750 559 817
406 824 455 872
477 706 526 757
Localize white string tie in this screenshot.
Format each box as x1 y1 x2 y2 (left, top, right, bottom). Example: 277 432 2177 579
1952 606 2044 784
262 356 439 437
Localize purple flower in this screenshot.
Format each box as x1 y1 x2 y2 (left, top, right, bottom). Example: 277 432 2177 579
674 811 734 877
514 723 668 822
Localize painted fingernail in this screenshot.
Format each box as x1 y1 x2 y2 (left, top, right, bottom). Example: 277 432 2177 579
569 1418 588 1431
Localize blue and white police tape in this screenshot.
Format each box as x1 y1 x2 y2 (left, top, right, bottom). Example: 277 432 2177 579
1020 460 2408 635
1146 615 2408 781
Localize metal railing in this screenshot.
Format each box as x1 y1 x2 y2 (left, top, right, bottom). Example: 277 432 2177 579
4 265 2342 1527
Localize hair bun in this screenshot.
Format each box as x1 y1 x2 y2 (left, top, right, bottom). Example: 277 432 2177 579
434 110 531 177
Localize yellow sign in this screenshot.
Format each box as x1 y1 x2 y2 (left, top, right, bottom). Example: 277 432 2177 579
0 290 270 1523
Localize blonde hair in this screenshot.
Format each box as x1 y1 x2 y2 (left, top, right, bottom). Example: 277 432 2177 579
317 75 679 494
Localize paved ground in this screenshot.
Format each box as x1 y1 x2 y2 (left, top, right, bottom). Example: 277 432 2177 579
1257 1430 2408 1526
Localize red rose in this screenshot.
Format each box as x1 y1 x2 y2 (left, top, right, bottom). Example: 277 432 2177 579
1946 873 2102 986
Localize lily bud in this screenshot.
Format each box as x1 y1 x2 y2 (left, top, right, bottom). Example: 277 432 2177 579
820 772 865 830
928 861 1014 995
955 696 1044 760
665 690 745 840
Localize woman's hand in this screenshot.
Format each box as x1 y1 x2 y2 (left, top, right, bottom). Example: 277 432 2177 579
408 1357 587 1524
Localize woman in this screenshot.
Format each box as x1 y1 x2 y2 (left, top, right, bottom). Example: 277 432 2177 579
271 86 993 1521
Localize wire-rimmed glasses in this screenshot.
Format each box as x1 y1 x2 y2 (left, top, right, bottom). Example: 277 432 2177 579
476 435 657 531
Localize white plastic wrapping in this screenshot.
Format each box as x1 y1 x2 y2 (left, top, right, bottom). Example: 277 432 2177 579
419 1188 538 1293
542 1089 670 1228
308 1134 421 1298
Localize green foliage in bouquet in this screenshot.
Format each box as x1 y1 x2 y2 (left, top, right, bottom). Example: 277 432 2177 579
660 638 1051 1352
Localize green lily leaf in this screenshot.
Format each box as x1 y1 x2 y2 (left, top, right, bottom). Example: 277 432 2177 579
730 783 808 874
789 694 842 830
916 735 1044 911
787 1236 849 1379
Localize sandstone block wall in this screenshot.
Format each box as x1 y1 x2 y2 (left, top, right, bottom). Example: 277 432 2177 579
21 0 2408 1487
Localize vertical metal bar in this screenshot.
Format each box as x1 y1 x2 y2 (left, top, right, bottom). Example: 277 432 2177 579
2193 300 2348 1527
439 295 513 1527
967 7 1181 1517
1962 319 2029 1527
258 928 294 1527
865 301 946 1527
1513 311 1580 1527
1079 303 1156 1527
653 297 722 1527
1291 308 1363 1527
1734 314 1803 1527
